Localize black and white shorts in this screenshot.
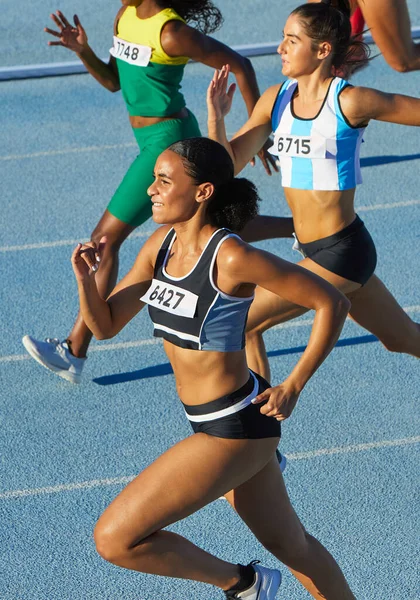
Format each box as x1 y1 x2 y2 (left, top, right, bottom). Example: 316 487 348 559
293 214 377 285
182 371 281 440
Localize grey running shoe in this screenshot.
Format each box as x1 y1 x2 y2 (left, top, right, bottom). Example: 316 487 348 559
22 336 85 384
225 561 281 599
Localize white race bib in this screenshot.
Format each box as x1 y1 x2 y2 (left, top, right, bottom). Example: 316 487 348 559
269 133 327 159
141 279 198 318
109 36 152 66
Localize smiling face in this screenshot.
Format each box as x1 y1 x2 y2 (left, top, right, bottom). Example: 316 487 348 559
278 14 332 78
147 150 214 225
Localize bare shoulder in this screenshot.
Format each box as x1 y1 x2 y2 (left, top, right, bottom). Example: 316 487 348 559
143 225 173 253
160 19 194 56
133 225 172 267
259 83 284 109
216 235 255 274
339 85 380 125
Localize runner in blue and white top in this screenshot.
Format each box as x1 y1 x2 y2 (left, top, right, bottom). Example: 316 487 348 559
270 76 365 191
208 0 420 384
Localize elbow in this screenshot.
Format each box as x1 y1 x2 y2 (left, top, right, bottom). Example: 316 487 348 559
384 50 417 73
231 55 255 79
240 56 255 77
389 59 411 73
108 82 121 93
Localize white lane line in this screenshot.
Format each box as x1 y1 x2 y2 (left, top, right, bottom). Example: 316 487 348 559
0 229 155 253
2 306 419 364
0 143 137 161
0 338 161 363
287 436 420 461
357 199 420 211
1 435 418 500
0 476 136 499
1 198 420 254
0 135 235 162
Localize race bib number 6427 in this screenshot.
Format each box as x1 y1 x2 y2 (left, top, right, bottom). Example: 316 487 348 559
141 279 198 318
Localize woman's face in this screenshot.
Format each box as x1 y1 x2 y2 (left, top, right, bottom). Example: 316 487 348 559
148 151 209 225
278 14 326 78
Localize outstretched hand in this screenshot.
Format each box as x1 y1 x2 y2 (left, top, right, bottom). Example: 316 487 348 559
207 64 236 122
71 237 107 282
45 11 88 54
252 381 301 421
250 138 280 176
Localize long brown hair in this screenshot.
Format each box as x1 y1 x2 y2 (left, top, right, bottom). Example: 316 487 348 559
291 1 370 77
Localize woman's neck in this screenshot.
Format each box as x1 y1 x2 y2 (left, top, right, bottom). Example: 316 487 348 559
136 0 164 19
172 221 217 256
294 71 334 105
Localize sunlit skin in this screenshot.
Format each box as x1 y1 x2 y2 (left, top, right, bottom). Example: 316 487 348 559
207 12 420 380
69 144 359 599
40 0 274 361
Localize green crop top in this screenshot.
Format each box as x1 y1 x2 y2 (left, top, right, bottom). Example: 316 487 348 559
110 7 189 117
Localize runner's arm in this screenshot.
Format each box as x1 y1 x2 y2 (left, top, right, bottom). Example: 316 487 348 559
73 229 169 339
340 86 420 126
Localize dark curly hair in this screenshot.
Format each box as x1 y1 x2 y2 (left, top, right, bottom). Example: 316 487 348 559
168 137 260 231
156 0 223 34
291 0 370 77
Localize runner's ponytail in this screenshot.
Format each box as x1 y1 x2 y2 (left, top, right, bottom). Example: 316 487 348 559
168 138 260 231
156 1 223 34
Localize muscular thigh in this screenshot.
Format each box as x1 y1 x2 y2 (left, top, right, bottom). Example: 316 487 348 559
96 433 278 548
246 257 360 333
106 150 155 227
226 454 306 549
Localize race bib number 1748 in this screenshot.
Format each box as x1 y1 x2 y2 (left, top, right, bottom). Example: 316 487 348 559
109 36 152 66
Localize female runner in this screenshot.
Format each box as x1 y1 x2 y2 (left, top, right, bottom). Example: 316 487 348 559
207 0 420 385
72 136 354 599
23 0 276 383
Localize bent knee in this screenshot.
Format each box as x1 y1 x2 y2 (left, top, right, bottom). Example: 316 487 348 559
245 324 265 339
94 523 131 565
381 336 407 354
262 528 311 564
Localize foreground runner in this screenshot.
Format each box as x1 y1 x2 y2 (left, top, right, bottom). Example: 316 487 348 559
23 0 271 383
207 0 420 383
72 137 354 599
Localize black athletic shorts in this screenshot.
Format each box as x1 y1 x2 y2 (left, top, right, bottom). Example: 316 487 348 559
182 371 281 440
293 215 377 285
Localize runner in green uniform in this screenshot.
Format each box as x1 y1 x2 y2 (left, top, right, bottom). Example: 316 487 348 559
22 0 276 383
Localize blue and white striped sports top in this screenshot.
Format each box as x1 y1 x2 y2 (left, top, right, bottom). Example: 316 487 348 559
269 77 366 191
141 228 254 351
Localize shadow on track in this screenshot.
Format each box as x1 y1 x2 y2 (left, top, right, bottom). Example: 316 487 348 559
93 334 378 386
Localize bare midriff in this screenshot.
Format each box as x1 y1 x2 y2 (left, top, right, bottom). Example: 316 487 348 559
129 106 189 128
163 341 251 406
284 187 357 243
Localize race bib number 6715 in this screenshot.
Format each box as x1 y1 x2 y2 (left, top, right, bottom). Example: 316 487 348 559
141 279 198 318
269 133 327 159
109 36 152 66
